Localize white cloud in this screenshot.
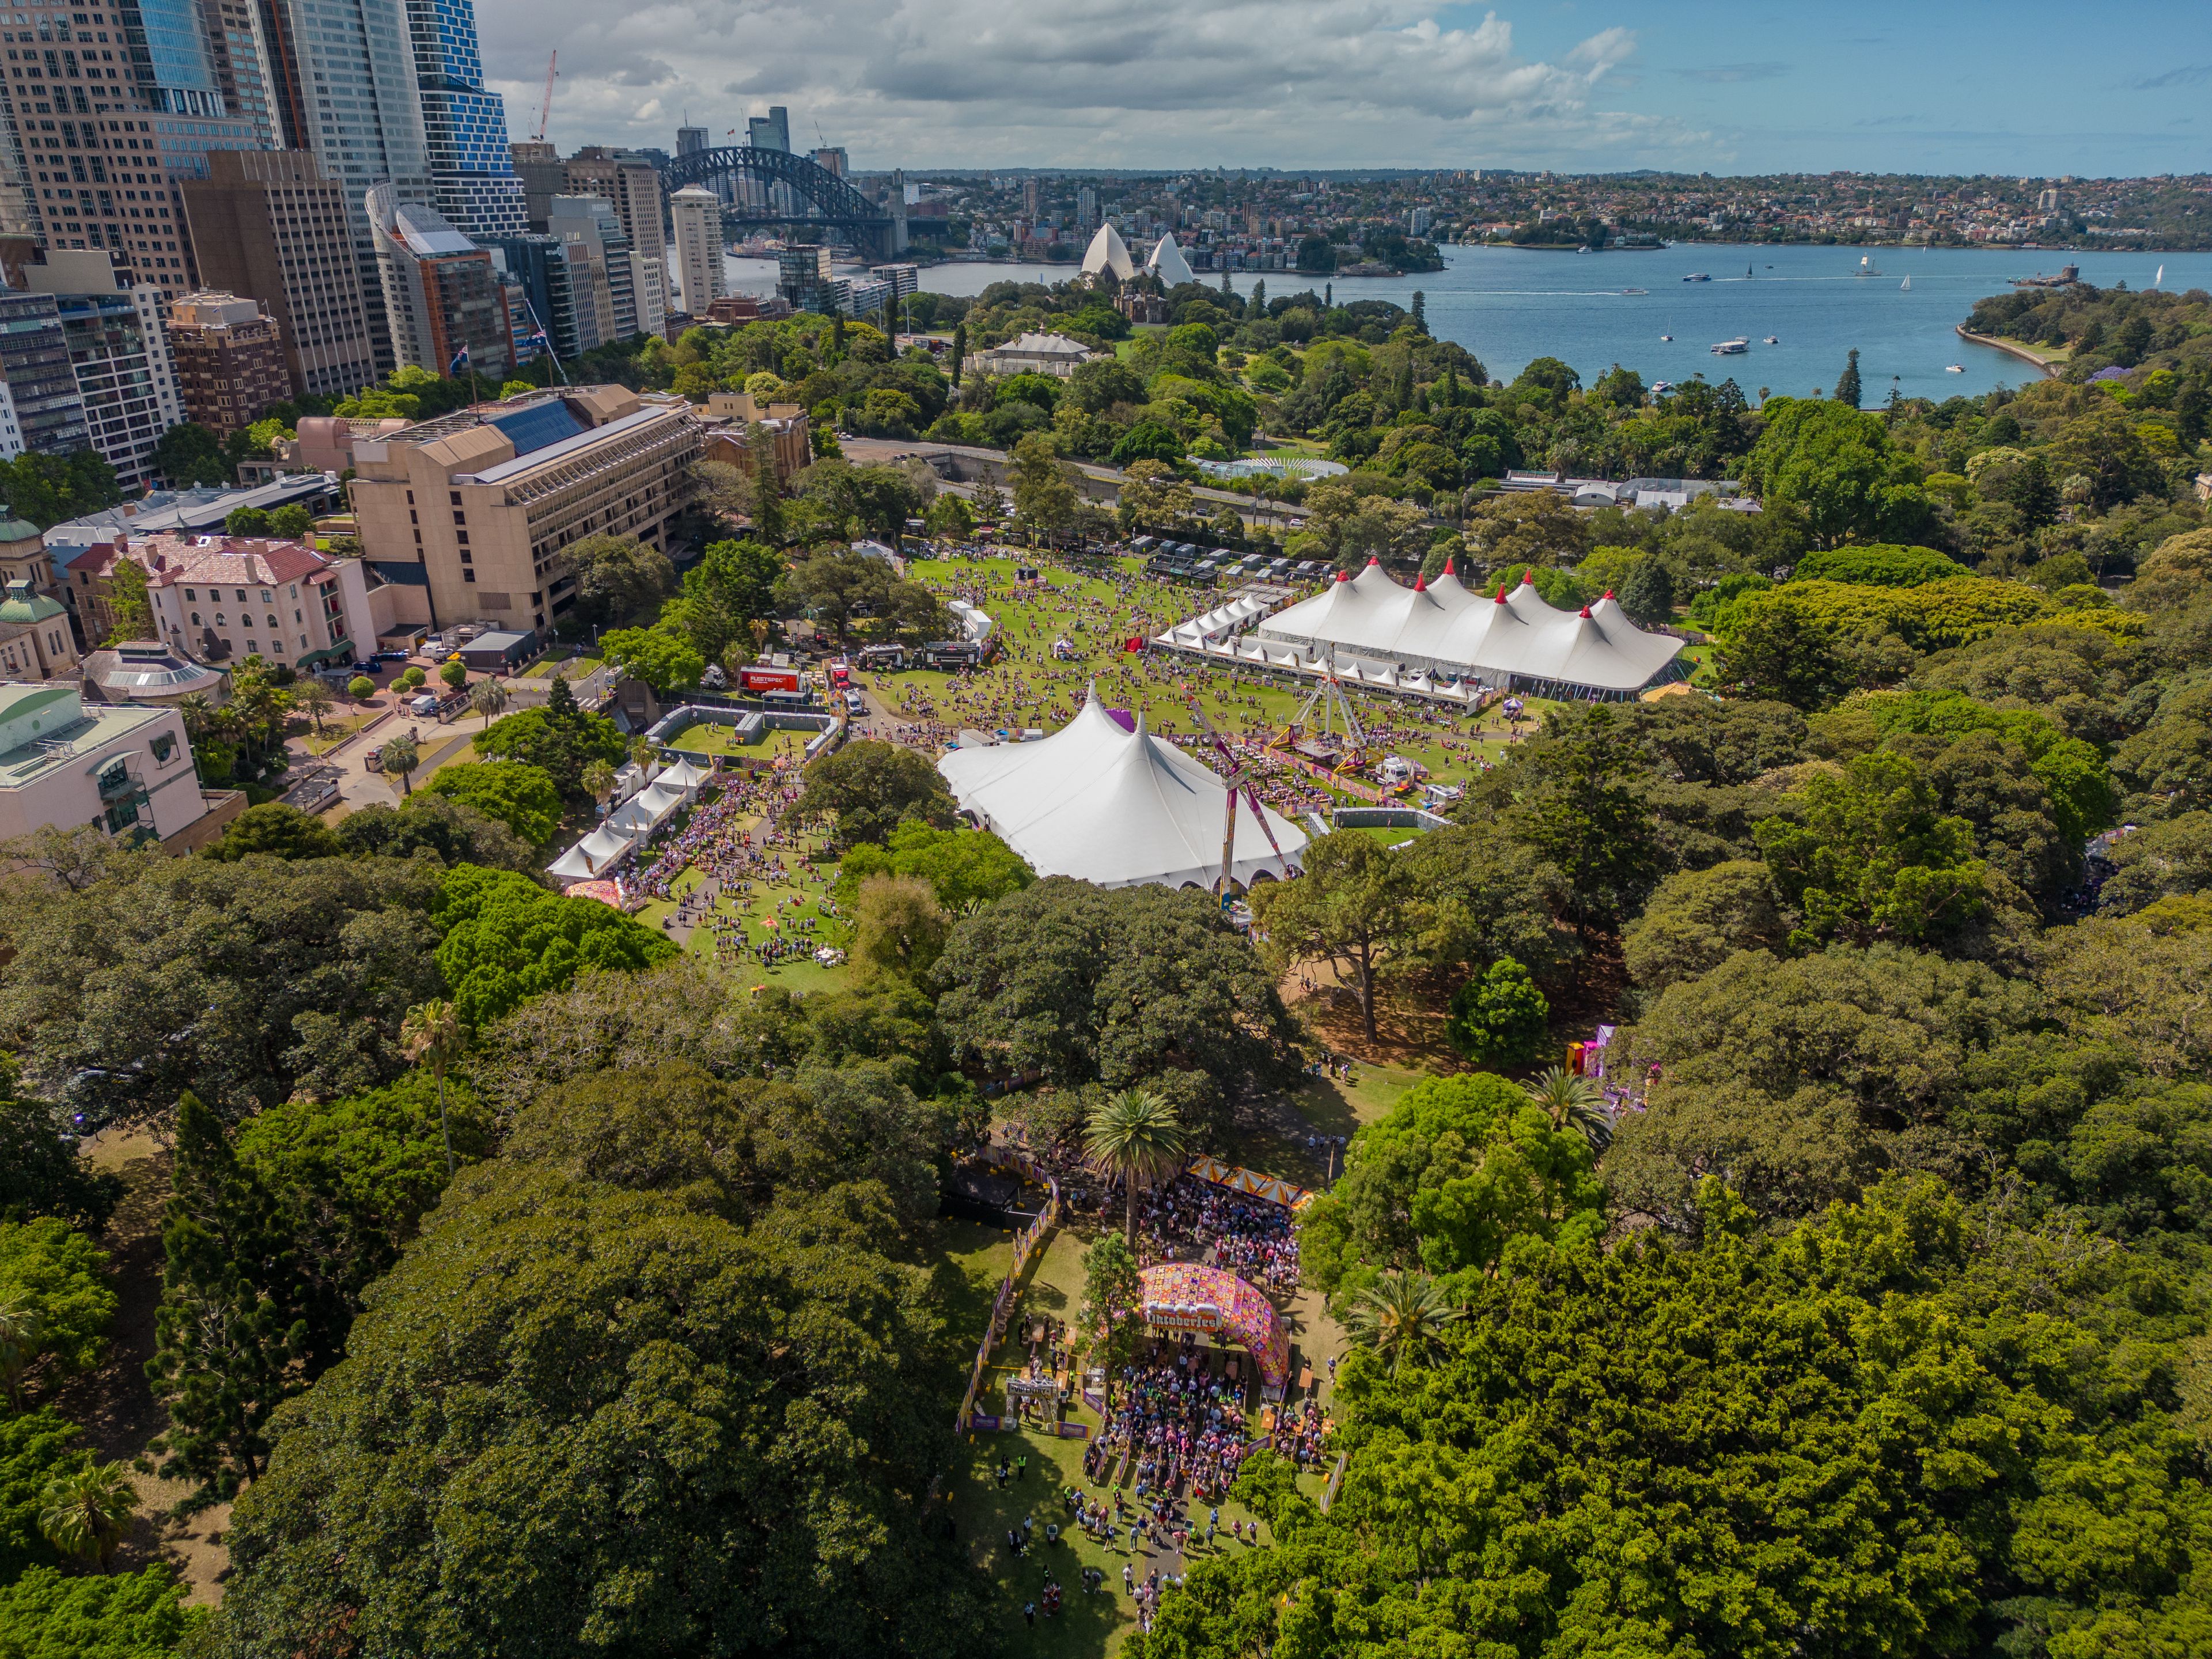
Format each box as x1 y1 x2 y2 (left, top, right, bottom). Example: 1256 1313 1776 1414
476 0 1709 167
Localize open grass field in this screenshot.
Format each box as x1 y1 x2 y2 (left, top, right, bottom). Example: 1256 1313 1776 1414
889 555 1566 797
631 823 858 994
661 721 819 763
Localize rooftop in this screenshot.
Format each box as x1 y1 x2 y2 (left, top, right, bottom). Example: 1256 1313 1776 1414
81 641 227 698
0 683 170 788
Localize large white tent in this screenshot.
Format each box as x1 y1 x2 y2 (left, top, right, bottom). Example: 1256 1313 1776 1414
1147 234 1195 288
1081 222 1136 281
938 686 1307 891
547 822 636 881
1255 559 1685 698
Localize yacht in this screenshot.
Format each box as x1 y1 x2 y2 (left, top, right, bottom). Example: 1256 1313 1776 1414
1659 334 1673 341
1683 272 1711 282
1711 337 1750 355
1762 335 1779 344
1945 364 1965 373
1900 275 1912 291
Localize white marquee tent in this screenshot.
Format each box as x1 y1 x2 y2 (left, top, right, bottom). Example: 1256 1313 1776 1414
1081 222 1136 281
1255 559 1685 698
937 685 1307 890
547 822 636 881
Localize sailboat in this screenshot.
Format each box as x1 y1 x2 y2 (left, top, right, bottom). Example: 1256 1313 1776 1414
1858 253 1884 277
2154 264 2165 288
1900 275 1911 291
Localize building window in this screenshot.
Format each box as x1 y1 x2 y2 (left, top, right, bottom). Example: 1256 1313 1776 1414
189 611 200 624
150 732 175 763
463 570 475 583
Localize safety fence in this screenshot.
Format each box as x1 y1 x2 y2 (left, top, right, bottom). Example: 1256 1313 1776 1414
954 1144 1063 1433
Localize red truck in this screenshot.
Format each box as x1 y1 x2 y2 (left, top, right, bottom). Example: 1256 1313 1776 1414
738 665 802 694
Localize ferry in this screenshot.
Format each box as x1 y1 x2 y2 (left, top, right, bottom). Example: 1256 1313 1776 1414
1682 272 1711 282
1711 338 1750 355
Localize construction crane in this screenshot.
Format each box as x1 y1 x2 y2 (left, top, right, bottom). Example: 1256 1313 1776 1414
1185 699 1294 899
532 51 558 143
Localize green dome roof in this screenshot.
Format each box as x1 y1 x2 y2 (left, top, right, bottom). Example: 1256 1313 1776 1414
0 511 40 547
0 580 64 624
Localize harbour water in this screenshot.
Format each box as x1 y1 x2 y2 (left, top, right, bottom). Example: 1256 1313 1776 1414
722 245 2212 404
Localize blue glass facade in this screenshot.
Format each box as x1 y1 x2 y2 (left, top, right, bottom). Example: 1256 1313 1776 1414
407 0 522 240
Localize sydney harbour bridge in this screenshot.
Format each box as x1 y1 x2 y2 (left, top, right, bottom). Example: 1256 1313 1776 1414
656 146 900 262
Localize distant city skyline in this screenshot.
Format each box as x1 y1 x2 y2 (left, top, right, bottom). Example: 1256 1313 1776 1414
473 0 2209 177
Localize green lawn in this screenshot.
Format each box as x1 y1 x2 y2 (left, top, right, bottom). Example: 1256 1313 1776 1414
896 556 1563 796
521 653 602 680
661 721 819 763
632 826 857 995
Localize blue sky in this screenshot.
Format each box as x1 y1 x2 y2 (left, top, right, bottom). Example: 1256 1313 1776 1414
480 0 2210 176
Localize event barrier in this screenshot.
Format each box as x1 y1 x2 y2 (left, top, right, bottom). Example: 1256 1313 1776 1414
954 1145 1064 1433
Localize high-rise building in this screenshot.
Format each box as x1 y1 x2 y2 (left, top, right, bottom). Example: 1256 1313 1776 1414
181 149 377 399
365 181 511 380
166 289 288 433
1022 177 1040 221
404 0 523 241
20 249 181 490
546 193 628 341
745 106 787 152
1077 184 1096 229
675 123 707 157
506 137 561 227
775 243 831 312
0 0 263 301
0 289 90 456
667 183 721 317
195 0 281 147
562 146 663 336
484 233 585 361
810 145 846 178
256 0 434 373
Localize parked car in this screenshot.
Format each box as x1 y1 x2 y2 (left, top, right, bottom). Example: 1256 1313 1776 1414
843 689 867 716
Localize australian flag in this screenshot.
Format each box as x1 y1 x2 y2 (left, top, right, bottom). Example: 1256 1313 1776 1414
447 344 471 377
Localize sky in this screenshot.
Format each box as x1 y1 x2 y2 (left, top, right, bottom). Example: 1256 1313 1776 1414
473 0 2212 177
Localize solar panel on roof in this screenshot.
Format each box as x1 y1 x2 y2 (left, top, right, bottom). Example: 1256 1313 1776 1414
487 402 586 457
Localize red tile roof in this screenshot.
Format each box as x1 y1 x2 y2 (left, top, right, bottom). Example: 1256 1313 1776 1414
127 535 332 589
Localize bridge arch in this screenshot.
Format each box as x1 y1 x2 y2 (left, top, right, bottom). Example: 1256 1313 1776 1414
656 147 899 261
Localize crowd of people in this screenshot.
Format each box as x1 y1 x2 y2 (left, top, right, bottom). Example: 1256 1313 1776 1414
1091 1339 1257 1503
1133 1175 1303 1292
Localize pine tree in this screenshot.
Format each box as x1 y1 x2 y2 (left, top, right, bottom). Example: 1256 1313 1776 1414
145 1094 303 1498
1412 289 1427 331
1325 281 1333 309
1250 278 1266 315
949 321 965 387
1833 347 1862 408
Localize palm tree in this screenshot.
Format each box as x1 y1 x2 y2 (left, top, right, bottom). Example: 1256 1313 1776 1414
400 999 464 1179
629 737 657 774
173 691 215 746
469 676 509 730
580 759 617 815
1345 1271 1459 1376
39 1460 137 1571
1521 1066 1615 1153
0 1296 41 1406
380 733 419 796
1082 1088 1192 1248
297 677 335 737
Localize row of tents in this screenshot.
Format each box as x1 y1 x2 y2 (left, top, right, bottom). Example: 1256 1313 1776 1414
545 756 714 882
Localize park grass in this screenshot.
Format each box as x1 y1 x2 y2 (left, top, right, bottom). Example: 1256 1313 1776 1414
289 710 380 756
892 556 1565 793
661 721 818 763
637 826 858 995
520 653 602 680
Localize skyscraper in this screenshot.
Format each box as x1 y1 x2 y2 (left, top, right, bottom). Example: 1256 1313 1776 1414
365 180 511 380
745 107 787 153
403 0 523 240
668 183 721 316
675 123 706 157
181 148 377 398
256 0 433 372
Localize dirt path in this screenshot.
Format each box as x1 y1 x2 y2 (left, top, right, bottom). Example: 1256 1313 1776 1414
46 1130 231 1605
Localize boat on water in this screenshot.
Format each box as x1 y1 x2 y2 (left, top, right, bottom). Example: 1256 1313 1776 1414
1620 287 1648 295
2155 264 2165 288
1763 335 1779 344
1858 254 1884 277
1683 272 1711 282
1651 380 1674 395
1660 334 1673 341
1711 338 1750 356
1946 364 1965 373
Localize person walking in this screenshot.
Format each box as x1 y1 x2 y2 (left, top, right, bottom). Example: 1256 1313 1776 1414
1016 1452 1028 1481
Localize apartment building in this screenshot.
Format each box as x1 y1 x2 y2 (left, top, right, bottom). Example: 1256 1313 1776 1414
181 150 378 399
18 248 183 490
349 385 702 637
0 288 89 454
365 182 512 380
668 183 723 316
165 290 289 433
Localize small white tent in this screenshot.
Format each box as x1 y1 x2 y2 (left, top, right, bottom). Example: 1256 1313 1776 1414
1081 222 1136 281
937 685 1306 891
547 822 635 881
1147 234 1195 288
